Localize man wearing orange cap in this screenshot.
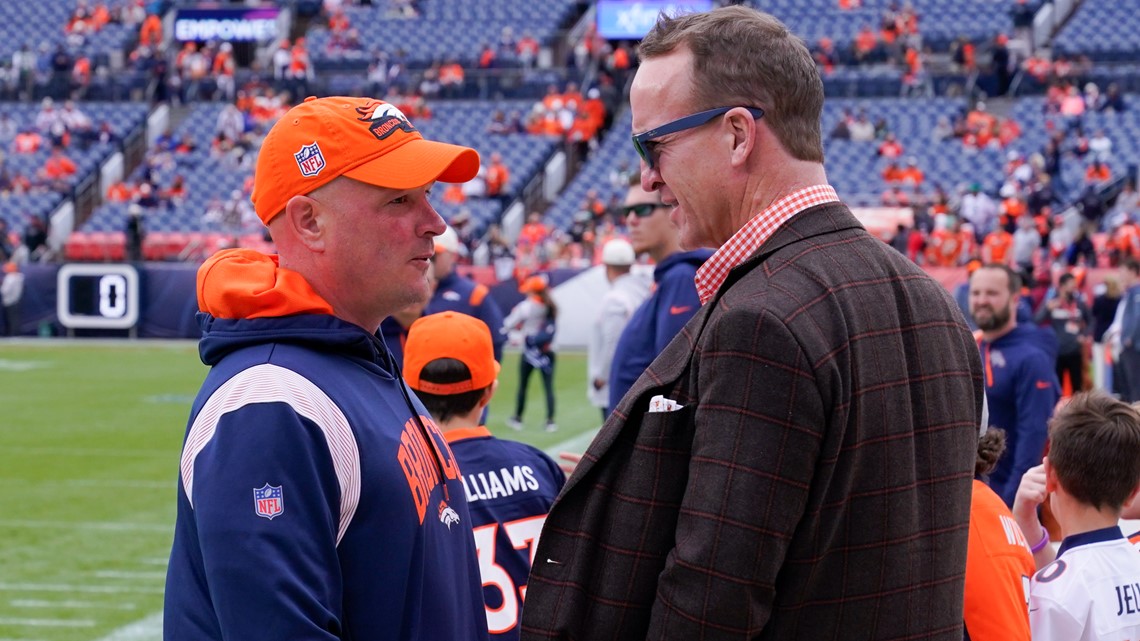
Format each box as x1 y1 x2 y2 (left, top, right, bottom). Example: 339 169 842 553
404 311 565 641
164 96 489 641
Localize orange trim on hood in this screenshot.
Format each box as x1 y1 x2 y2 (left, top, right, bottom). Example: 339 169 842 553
197 248 335 320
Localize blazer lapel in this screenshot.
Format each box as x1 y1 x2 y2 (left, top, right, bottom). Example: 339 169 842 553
561 204 864 493
559 302 711 493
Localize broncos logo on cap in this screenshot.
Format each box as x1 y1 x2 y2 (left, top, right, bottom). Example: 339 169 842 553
355 101 417 141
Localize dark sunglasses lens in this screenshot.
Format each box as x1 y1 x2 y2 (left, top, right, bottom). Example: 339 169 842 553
624 204 658 218
632 137 652 168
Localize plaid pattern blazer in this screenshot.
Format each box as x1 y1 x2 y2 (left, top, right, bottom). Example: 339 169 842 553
520 203 985 640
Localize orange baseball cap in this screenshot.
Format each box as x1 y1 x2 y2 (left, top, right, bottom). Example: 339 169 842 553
404 311 501 395
519 274 548 294
251 96 480 224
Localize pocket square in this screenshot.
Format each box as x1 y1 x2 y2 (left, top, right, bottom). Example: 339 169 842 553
648 394 685 413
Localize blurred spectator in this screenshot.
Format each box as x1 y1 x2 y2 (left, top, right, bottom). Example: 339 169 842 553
1085 159 1111 186
60 100 96 148
138 11 162 47
1112 214 1140 265
0 114 16 143
829 116 850 140
899 157 924 185
214 43 236 102
216 103 245 143
877 132 903 158
517 31 539 68
1089 129 1113 162
438 58 464 99
1 261 23 336
1035 272 1091 394
1109 181 1140 230
982 227 1013 264
931 115 954 142
990 34 1012 95
106 179 132 203
960 184 998 239
849 111 874 141
853 24 877 63
1011 215 1040 275
1096 83 1127 113
882 160 902 184
125 202 145 262
21 216 48 261
271 39 291 87
485 152 509 205
38 145 76 191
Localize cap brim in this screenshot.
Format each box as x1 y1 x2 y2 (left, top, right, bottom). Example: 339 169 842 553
343 138 480 190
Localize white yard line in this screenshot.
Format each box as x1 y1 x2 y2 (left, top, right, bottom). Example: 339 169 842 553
91 571 165 581
0 515 166 531
0 447 171 458
0 617 94 627
89 612 162 641
0 520 169 533
10 599 137 611
0 584 162 595
543 427 601 460
0 478 171 490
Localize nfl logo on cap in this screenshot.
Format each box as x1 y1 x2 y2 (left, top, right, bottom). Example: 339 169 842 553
294 142 326 177
253 483 284 520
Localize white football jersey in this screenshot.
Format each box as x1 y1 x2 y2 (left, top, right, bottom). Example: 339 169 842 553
1030 527 1140 641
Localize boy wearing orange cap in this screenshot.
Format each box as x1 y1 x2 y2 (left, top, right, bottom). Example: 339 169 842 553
165 97 488 641
405 311 565 640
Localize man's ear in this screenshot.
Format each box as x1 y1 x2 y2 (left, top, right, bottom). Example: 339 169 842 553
725 107 757 168
283 194 325 251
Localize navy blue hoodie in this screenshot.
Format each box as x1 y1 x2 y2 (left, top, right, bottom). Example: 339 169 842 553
979 323 1060 506
608 249 712 411
164 249 489 641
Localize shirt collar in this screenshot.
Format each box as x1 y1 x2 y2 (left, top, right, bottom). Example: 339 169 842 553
442 425 493 444
694 185 840 304
1056 525 1124 558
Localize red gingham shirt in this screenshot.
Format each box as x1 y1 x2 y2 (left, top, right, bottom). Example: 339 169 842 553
695 184 840 304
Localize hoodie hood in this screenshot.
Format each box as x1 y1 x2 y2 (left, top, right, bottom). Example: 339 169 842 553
197 248 333 320
655 248 714 282
989 322 1059 363
195 248 392 370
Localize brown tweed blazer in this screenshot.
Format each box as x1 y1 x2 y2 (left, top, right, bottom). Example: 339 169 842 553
520 202 985 640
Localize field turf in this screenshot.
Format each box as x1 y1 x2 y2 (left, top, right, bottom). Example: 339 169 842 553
0 341 595 641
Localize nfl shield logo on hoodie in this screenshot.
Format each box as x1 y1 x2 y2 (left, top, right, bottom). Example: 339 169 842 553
294 142 326 177
254 483 284 520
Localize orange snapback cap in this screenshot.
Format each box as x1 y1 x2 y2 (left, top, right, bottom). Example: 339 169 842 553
251 96 480 224
404 311 501 395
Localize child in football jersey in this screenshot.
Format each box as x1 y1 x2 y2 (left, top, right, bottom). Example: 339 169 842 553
403 311 566 641
966 427 1036 641
1024 390 1140 641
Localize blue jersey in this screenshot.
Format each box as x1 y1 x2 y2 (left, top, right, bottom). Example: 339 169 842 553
445 426 566 640
427 271 506 361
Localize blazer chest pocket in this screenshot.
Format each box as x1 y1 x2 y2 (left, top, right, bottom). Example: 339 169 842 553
596 402 698 555
629 402 696 447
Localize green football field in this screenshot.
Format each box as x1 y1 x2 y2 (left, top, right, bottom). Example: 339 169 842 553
0 341 597 641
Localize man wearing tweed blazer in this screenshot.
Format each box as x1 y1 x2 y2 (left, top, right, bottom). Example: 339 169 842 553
520 6 985 640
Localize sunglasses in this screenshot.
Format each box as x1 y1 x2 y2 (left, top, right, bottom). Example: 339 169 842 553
632 106 765 170
620 203 666 218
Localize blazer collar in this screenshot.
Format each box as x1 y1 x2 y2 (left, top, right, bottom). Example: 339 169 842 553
561 203 863 492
